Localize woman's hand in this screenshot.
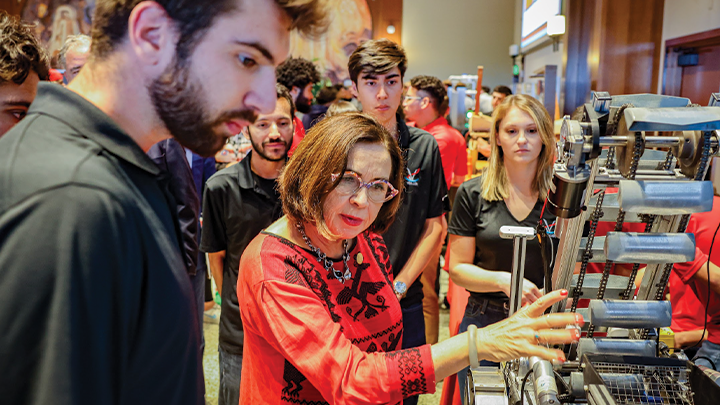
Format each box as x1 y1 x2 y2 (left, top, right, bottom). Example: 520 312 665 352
500 276 543 306
474 290 583 363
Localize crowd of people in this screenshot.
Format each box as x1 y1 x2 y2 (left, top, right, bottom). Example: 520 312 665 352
0 1 718 405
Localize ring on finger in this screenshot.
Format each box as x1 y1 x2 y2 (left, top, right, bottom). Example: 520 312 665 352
534 332 541 345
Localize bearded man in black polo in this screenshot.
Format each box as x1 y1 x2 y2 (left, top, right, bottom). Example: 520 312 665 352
0 1 328 404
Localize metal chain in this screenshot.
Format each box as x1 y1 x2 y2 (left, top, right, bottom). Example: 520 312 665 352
296 223 351 283
661 150 674 170
570 190 606 313
604 103 634 170
606 104 633 136
605 147 616 170
587 125 644 338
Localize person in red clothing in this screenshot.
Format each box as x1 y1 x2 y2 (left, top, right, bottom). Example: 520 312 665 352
237 112 582 404
403 75 467 189
672 195 720 369
403 74 468 345
669 271 709 350
276 57 320 153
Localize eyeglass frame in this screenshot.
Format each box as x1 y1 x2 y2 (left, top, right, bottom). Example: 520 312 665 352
330 171 399 203
402 95 426 104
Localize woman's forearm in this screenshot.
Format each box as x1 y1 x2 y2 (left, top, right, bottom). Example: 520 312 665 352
430 333 471 381
450 262 509 294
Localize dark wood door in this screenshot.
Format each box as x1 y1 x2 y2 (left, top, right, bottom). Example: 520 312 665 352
679 44 720 105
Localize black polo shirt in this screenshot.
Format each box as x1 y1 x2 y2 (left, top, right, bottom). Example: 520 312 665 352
0 83 203 404
382 116 448 308
448 176 557 302
200 153 283 355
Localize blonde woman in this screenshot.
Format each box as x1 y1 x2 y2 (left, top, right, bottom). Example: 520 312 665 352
448 94 557 402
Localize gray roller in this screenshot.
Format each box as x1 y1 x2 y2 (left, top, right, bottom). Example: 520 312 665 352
588 300 671 328
610 94 690 109
624 107 720 132
577 338 657 357
604 232 696 264
618 180 714 215
599 373 649 401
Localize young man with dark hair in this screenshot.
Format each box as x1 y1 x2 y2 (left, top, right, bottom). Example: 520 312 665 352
0 11 49 137
201 83 295 405
491 84 513 110
276 56 321 152
0 1 327 404
348 38 448 405
403 75 467 345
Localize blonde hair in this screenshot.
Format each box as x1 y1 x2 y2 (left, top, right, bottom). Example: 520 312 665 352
482 94 555 201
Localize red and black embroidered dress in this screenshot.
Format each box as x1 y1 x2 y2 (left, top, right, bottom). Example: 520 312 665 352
237 230 436 404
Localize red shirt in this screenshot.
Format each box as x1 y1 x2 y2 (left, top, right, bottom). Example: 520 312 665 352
672 196 720 344
288 116 306 156
422 117 467 189
669 271 708 333
238 231 436 404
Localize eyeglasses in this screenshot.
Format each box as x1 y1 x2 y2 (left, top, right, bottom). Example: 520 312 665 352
330 171 399 203
403 96 425 104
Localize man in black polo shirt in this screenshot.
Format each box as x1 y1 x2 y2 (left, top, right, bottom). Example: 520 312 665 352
348 39 448 405
0 1 327 404
200 84 294 405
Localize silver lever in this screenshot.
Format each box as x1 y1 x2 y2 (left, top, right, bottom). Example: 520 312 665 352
499 226 537 316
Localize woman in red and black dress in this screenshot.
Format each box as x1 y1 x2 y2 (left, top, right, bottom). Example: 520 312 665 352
237 112 582 404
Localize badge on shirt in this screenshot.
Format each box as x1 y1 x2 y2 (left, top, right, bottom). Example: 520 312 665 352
405 167 420 186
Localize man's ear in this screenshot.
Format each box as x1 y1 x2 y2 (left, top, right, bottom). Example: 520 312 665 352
350 82 359 99
127 2 178 70
420 96 431 110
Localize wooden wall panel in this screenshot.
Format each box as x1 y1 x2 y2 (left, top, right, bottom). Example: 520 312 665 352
563 0 594 115
563 0 664 114
366 0 403 45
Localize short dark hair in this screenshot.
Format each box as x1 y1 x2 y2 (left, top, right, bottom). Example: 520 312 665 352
91 0 329 60
481 86 490 94
276 57 320 90
276 83 295 118
492 85 512 97
315 86 337 105
280 112 404 238
348 39 407 84
409 75 448 115
0 11 49 84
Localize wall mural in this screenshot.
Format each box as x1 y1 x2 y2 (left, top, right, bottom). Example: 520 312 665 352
289 0 372 84
18 0 372 81
20 0 94 65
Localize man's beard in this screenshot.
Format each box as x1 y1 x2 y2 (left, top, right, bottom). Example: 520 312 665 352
248 126 290 162
149 58 257 157
295 91 312 114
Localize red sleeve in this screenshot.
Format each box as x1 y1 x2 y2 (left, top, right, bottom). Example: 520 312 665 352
288 117 306 156
674 246 708 284
453 137 468 178
241 261 436 404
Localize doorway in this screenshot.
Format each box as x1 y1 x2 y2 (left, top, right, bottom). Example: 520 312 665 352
663 28 720 105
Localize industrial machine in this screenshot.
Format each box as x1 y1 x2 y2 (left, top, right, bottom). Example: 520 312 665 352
466 92 720 405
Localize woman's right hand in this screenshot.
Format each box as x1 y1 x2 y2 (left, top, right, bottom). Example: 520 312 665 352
474 290 583 363
500 275 543 306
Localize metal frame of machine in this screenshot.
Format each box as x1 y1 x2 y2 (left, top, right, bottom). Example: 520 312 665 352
467 92 720 405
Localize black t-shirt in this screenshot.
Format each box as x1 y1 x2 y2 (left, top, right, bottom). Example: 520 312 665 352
448 176 557 301
200 154 283 354
382 116 449 308
0 83 203 404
